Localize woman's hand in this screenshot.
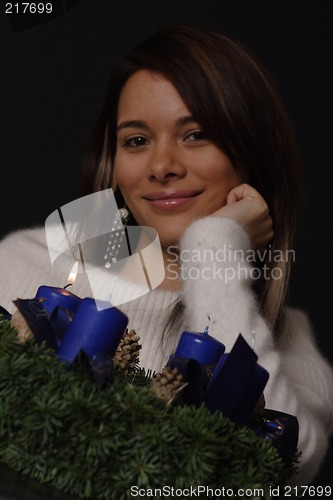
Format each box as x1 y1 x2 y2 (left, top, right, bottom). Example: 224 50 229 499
211 183 274 251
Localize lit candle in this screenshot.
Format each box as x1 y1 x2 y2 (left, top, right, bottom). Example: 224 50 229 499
36 286 81 315
36 262 81 315
57 298 128 364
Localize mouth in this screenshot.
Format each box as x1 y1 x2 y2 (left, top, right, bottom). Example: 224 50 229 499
143 190 203 210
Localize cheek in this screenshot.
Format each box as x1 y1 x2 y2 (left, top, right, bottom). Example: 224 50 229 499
199 148 239 181
206 161 242 192
113 160 138 196
204 166 243 210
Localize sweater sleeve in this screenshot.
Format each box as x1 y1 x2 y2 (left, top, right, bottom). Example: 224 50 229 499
0 227 91 313
179 216 333 486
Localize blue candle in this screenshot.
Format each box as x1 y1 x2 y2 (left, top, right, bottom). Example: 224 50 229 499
36 286 81 316
174 330 225 366
57 298 128 364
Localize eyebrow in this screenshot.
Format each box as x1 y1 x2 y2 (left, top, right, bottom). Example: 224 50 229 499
116 120 147 132
116 115 197 132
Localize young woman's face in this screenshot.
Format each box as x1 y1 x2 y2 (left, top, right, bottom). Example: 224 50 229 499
114 70 243 248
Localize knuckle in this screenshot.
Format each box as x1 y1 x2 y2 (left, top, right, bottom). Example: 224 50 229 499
260 199 269 215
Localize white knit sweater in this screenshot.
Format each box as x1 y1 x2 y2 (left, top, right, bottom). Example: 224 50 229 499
1 217 333 486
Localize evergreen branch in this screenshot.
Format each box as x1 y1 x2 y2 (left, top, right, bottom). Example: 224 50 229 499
0 320 297 499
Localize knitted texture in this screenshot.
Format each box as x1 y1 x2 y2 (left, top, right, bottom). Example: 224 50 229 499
0 220 333 485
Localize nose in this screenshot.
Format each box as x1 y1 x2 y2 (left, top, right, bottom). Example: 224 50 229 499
147 143 186 183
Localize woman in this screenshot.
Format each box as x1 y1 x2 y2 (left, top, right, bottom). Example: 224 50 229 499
1 26 332 485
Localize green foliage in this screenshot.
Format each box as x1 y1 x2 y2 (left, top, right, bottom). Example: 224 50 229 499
0 319 297 499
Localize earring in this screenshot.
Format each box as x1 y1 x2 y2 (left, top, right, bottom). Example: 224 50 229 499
118 207 129 227
104 207 129 268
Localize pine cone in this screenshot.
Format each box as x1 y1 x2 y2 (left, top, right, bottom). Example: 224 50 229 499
113 328 141 373
150 367 185 405
10 309 33 343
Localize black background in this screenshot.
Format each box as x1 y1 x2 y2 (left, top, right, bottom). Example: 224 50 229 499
0 0 332 491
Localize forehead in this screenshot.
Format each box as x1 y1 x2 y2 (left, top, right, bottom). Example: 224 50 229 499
117 70 190 122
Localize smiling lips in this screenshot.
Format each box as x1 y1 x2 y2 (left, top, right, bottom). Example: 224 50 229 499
143 190 203 210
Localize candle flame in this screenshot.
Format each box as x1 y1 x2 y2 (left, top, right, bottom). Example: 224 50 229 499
67 261 78 286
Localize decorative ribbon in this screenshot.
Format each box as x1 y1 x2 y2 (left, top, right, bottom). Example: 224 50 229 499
4 300 299 458
11 298 127 377
14 299 58 350
169 334 299 458
0 305 12 321
170 335 269 425
251 409 299 460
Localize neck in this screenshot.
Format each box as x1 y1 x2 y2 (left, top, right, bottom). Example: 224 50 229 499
158 246 181 291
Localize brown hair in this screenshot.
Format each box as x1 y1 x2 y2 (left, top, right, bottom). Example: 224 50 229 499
81 26 302 335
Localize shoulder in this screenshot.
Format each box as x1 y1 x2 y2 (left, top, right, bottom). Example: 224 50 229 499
284 306 312 331
279 306 319 352
0 226 46 251
0 226 53 268
0 226 50 312
282 306 333 371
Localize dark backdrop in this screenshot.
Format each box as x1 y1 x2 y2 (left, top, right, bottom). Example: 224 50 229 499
0 0 332 489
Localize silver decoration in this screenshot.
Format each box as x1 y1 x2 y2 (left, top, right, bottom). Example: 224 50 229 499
104 207 129 268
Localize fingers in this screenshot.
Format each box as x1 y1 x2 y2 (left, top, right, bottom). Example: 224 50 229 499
225 183 265 205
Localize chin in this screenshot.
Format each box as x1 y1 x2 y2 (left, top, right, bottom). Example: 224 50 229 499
157 226 189 249
134 213 198 248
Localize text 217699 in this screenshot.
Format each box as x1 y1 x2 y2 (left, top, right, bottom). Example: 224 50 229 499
5 3 53 14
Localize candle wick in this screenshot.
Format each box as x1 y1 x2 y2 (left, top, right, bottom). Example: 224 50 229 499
63 283 73 290
204 315 211 335
251 330 256 351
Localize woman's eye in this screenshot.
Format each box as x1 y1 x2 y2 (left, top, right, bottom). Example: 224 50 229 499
123 136 149 148
185 130 207 142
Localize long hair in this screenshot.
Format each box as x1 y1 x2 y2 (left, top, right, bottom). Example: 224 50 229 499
81 26 302 335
